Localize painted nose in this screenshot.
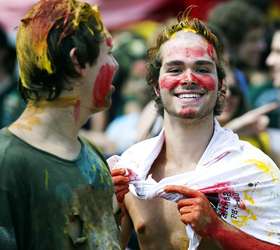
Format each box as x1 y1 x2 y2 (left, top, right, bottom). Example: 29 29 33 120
184 69 193 84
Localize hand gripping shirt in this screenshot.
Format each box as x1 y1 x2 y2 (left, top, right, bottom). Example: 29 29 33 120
0 128 121 250
108 119 280 250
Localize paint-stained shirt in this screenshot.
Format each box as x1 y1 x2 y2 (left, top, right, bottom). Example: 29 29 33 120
0 128 121 250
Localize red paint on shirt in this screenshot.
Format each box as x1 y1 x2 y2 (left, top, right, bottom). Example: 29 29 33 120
93 64 115 107
199 181 232 194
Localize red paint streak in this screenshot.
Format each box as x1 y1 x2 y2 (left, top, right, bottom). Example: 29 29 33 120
93 64 116 107
106 37 113 48
207 44 215 59
159 72 216 91
203 151 230 166
208 222 280 250
179 108 197 117
185 47 205 57
73 99 80 122
199 181 232 194
238 201 246 210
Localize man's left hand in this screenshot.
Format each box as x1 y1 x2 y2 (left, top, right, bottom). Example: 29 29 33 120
164 185 223 237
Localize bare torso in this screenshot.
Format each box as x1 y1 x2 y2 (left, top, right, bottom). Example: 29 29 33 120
123 148 222 250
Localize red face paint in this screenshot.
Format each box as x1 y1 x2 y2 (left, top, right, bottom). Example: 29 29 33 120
185 47 205 57
159 72 216 91
106 37 113 48
179 108 197 117
207 44 215 60
93 64 116 107
73 99 80 123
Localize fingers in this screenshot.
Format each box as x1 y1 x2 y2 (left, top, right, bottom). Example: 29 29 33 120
116 188 129 203
112 175 129 185
114 184 129 193
111 168 127 176
164 185 201 198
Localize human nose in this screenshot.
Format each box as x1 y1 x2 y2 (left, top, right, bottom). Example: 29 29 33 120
183 68 193 83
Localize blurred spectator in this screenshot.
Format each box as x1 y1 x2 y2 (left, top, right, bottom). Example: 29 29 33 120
251 22 280 128
208 0 266 101
0 25 24 128
105 31 151 154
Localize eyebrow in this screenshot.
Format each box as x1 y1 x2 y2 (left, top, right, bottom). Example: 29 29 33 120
164 60 215 67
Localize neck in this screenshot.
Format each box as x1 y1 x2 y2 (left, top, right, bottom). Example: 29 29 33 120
163 113 214 169
9 95 91 160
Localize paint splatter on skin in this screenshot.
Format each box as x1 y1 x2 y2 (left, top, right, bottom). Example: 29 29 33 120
207 44 215 60
159 73 216 91
106 37 113 48
160 45 217 91
11 96 79 130
93 64 116 108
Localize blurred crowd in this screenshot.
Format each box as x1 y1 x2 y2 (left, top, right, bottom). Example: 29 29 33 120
1 0 280 167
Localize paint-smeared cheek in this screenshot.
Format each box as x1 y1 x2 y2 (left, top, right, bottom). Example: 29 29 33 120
192 74 216 91
159 73 216 91
92 64 116 107
159 75 181 90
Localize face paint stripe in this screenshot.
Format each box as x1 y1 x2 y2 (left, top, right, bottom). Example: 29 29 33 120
93 64 115 107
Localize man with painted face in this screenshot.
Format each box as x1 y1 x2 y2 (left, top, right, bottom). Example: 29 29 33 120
0 0 120 249
109 15 280 250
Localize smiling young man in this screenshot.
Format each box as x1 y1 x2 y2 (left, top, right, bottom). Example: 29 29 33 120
0 0 120 249
109 15 280 250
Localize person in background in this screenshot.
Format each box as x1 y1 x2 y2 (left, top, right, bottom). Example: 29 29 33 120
0 0 121 249
208 0 266 102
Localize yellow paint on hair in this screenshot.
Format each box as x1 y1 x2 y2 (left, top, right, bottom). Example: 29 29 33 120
170 27 197 38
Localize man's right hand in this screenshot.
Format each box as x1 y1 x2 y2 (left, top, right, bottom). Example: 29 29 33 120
111 168 130 203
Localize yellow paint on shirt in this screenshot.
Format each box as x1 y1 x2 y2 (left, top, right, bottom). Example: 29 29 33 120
243 191 255 205
45 168 49 190
245 159 279 182
231 208 257 228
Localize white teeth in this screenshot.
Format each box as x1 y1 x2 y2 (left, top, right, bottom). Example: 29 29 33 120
177 93 201 99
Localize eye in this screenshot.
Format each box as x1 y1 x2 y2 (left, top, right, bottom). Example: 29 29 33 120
167 67 182 74
196 67 211 73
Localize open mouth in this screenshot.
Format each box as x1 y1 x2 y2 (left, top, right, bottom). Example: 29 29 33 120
174 92 205 99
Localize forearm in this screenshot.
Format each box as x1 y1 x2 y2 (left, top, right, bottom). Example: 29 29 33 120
209 220 280 250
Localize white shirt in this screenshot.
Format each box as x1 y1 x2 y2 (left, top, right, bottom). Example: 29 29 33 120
108 119 280 249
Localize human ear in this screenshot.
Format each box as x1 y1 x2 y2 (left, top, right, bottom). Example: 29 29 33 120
69 48 86 76
153 85 160 96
